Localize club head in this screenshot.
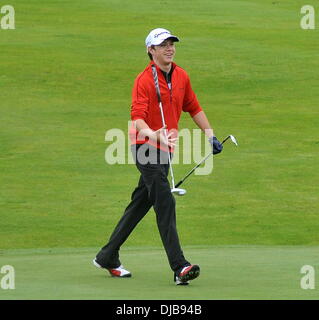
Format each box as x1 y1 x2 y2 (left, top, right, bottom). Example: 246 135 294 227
171 188 187 196
229 135 238 146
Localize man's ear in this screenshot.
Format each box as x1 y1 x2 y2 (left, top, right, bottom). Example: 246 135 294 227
149 45 155 54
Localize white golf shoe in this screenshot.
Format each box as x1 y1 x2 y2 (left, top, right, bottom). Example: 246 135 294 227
93 258 132 278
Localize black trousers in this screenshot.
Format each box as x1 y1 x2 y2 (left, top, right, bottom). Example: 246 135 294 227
96 144 190 273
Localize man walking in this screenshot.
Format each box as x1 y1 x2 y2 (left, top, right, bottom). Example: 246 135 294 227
94 28 223 285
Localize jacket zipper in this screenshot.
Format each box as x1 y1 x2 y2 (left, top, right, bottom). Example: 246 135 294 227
165 72 172 103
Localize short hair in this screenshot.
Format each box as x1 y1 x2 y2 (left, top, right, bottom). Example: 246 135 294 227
147 45 155 60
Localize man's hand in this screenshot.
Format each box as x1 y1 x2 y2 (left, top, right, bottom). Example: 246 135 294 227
139 126 177 148
135 119 177 148
209 136 223 155
154 127 177 148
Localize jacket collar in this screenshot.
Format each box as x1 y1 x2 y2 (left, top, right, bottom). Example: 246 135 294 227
149 61 176 73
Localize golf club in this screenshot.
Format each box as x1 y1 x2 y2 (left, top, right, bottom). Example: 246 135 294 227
151 64 186 196
174 135 238 188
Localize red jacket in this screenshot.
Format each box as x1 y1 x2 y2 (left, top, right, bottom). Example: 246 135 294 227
130 61 202 150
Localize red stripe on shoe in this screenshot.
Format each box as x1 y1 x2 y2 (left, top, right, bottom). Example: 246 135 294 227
109 269 121 277
180 266 192 277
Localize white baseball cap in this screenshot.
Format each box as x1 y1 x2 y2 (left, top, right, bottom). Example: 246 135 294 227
145 28 179 48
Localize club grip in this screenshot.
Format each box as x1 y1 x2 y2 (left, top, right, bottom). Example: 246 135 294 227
151 64 161 103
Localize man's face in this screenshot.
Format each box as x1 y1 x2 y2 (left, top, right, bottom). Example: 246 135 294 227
149 39 176 65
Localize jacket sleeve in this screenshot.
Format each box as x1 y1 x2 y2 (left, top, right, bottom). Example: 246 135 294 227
182 75 202 117
131 77 149 121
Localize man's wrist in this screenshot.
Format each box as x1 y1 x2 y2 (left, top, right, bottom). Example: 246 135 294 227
139 128 156 140
204 129 214 139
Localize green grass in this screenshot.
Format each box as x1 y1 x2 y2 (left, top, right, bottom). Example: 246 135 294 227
0 0 319 299
1 246 318 300
1 0 318 249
